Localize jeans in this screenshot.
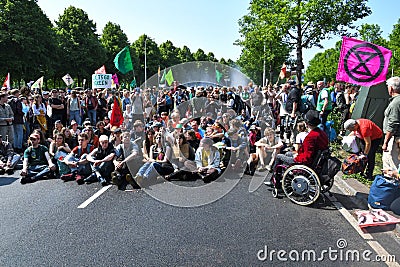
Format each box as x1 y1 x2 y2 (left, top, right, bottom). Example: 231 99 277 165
69 110 81 126
92 160 114 179
27 165 52 180
87 109 97 126
24 120 30 144
13 124 24 150
137 162 152 177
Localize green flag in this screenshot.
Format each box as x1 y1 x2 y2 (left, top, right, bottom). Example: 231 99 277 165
216 69 223 83
160 69 166 83
130 78 136 89
114 46 133 74
165 69 174 86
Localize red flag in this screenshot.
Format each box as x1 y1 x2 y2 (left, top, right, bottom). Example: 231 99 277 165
110 97 123 127
2 73 10 89
95 65 106 74
279 64 286 79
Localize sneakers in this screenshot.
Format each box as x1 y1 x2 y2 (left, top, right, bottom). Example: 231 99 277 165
111 172 122 186
264 180 273 187
5 168 14 175
61 173 75 182
126 174 141 189
257 165 266 172
84 173 98 184
20 177 35 184
98 176 108 186
75 174 84 185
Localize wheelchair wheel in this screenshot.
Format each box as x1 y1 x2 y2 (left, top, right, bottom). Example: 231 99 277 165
282 165 321 206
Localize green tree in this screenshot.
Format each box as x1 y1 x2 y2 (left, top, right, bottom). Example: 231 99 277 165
241 0 371 85
304 45 340 84
159 40 180 69
100 22 129 75
55 6 106 86
207 52 218 62
132 34 161 86
388 19 400 77
177 45 194 63
0 0 59 85
358 23 388 47
193 49 208 61
237 0 291 85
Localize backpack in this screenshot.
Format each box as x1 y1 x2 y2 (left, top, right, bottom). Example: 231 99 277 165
368 175 400 210
299 95 313 113
319 156 341 183
336 92 346 110
341 154 368 175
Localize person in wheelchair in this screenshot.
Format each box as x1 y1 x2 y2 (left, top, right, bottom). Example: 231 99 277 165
265 110 328 186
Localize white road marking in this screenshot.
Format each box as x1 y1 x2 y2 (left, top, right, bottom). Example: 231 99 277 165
77 185 112 209
326 193 399 266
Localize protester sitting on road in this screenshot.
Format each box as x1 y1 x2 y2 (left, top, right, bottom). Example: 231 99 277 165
110 127 123 147
85 135 116 186
225 129 248 170
112 132 141 190
83 127 99 148
0 135 21 175
62 133 94 184
49 133 71 177
254 127 284 172
20 133 56 184
185 130 200 151
193 137 221 183
134 132 174 186
344 118 383 181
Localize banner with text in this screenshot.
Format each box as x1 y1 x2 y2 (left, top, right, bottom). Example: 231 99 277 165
92 74 112 88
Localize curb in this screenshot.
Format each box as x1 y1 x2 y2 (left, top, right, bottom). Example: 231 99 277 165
333 172 400 233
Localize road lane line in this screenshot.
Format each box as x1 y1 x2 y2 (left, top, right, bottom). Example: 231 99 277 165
78 185 112 209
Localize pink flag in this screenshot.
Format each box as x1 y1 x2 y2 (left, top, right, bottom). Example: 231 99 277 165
2 73 10 89
112 73 119 86
95 65 106 74
336 36 392 86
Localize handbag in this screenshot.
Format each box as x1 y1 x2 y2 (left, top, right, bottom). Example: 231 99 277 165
341 154 367 175
368 175 400 210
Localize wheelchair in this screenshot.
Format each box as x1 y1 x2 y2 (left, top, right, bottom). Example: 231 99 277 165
270 149 334 206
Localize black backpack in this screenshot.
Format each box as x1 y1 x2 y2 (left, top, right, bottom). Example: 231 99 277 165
336 92 346 110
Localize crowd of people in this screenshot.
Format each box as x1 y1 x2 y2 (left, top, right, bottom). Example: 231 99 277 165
0 75 398 189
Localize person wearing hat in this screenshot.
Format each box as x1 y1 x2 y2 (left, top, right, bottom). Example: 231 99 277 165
344 118 383 180
265 110 328 185
0 134 20 175
20 133 56 184
85 134 116 186
110 127 122 147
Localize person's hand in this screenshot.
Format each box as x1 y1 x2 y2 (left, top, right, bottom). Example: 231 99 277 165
320 111 324 115
21 170 27 176
93 160 101 167
359 154 367 160
382 143 388 152
290 113 296 118
70 162 77 168
5 118 12 122
117 162 124 169
49 164 56 171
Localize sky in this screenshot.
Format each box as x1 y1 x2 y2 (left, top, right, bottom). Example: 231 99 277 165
37 0 399 69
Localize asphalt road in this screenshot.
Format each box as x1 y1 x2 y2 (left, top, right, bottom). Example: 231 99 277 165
1 170 399 266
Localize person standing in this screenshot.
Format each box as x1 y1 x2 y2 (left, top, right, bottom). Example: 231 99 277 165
382 77 400 171
8 89 24 153
316 81 333 133
67 90 82 126
84 89 98 126
48 89 64 123
344 119 383 180
0 93 14 146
